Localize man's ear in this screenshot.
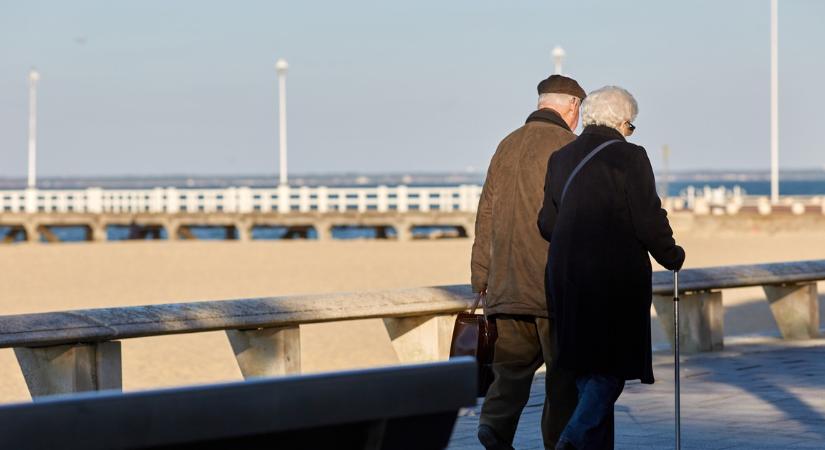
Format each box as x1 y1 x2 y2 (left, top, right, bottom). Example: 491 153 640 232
568 97 579 114
569 101 579 116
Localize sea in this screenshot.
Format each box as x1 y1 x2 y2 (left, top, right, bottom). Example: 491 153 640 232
664 180 825 197
0 224 462 244
3 179 825 243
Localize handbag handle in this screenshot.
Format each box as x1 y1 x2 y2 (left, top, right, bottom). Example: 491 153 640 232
470 292 487 318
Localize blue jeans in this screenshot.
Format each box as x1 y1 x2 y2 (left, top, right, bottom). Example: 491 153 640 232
557 374 625 450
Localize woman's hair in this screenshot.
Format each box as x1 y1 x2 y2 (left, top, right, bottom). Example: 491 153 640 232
580 86 638 129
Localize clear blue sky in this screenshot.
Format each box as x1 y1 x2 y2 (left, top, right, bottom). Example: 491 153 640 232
1 0 823 177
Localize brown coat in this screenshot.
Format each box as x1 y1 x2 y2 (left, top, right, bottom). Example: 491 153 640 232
471 109 576 317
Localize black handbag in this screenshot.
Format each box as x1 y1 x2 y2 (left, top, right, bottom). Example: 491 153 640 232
449 294 498 396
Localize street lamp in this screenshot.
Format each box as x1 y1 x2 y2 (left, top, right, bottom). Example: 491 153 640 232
28 69 40 189
770 0 779 203
552 46 566 75
662 144 671 200
276 58 289 186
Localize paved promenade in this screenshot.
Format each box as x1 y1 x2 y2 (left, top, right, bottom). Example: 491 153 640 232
449 337 825 449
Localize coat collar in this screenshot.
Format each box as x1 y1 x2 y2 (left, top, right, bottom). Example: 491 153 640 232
525 108 571 131
581 125 626 142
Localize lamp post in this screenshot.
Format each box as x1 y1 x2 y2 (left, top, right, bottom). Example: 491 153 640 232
663 145 671 201
552 46 566 75
276 58 289 187
27 69 40 189
770 0 779 203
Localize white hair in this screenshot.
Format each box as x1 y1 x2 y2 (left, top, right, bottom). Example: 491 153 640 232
537 92 578 109
580 86 638 130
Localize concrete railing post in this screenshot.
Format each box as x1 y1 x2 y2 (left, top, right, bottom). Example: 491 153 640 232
236 219 252 242
395 221 413 242
298 187 311 212
763 283 819 339
317 186 329 213
315 221 333 241
165 187 180 213
377 185 389 212
457 185 469 211
238 187 253 213
472 185 483 211
14 342 122 398
383 315 456 363
86 187 103 214
165 220 180 241
397 185 409 213
277 185 291 213
24 188 38 213
357 191 368 213
653 290 724 353
150 188 164 213
89 221 107 242
23 222 39 242
226 327 301 378
419 189 430 212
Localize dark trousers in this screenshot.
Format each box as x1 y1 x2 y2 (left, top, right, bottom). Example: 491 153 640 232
557 374 625 450
479 316 578 449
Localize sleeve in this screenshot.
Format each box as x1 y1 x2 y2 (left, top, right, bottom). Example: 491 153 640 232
470 159 495 293
625 148 686 271
537 153 558 243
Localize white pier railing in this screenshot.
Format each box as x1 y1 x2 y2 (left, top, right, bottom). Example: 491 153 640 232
0 185 483 214
669 185 825 215
3 184 823 216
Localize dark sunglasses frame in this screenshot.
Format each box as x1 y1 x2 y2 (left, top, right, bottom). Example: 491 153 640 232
626 121 636 131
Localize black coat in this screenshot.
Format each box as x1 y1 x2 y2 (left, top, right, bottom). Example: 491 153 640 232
538 125 685 384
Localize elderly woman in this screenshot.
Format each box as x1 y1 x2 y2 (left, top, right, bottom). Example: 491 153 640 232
538 86 685 450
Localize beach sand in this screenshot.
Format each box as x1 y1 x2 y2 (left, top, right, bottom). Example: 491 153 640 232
1 229 824 403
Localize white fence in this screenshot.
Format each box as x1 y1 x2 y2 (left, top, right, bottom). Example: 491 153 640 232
0 185 483 214
4 184 823 216
671 185 825 215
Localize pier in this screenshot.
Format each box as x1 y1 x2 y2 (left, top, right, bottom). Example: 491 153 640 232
0 185 480 242
3 184 825 243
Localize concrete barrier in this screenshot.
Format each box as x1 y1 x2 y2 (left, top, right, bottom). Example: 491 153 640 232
0 260 823 397
0 358 477 450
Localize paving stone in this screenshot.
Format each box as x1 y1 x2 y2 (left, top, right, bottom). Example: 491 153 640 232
448 337 825 449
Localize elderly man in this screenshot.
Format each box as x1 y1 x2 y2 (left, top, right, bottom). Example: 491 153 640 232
539 86 685 449
471 75 585 450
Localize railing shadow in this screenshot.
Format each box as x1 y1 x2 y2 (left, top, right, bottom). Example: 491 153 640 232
657 341 825 441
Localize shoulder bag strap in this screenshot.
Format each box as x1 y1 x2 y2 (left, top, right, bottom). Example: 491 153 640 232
470 293 484 315
560 139 622 205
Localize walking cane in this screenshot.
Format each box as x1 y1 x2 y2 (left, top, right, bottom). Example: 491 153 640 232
673 270 681 450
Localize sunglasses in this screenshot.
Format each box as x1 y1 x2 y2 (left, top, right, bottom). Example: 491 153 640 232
626 121 636 132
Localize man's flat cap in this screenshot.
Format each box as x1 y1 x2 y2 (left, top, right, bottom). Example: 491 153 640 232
537 75 586 99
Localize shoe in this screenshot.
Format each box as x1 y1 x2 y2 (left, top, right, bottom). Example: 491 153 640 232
477 424 514 450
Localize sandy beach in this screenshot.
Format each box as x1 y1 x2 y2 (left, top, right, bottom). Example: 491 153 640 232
1 228 824 403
